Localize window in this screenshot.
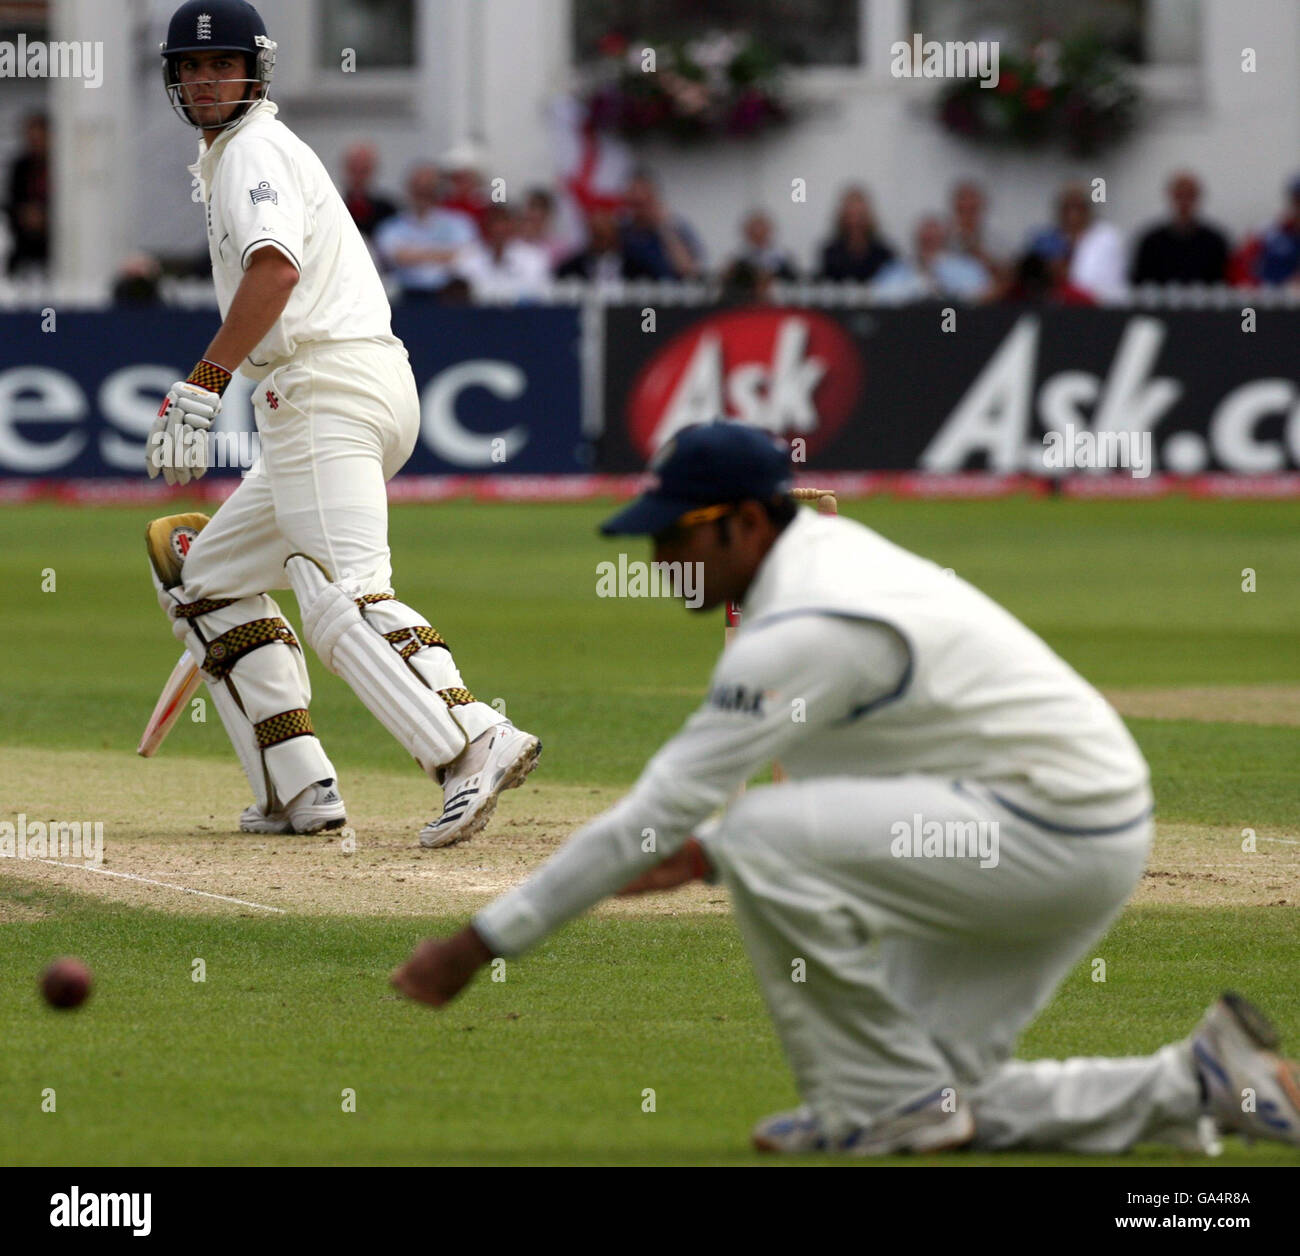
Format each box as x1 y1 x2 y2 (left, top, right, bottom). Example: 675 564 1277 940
909 0 1200 65
573 0 862 68
317 0 415 71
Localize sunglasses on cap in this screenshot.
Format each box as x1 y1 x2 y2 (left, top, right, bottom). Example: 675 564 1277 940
651 502 737 545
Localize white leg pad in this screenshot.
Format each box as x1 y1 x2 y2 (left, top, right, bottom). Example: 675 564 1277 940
287 555 472 775
159 584 335 810
354 596 504 743
202 675 280 810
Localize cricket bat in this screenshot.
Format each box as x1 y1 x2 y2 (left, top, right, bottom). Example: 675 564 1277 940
137 651 202 757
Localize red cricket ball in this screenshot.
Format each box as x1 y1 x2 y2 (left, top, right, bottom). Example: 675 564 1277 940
41 957 92 1009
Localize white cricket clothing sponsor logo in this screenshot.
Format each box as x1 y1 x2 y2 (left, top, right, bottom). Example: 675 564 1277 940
49 1187 151 1237
197 13 213 41
707 683 768 716
890 814 1000 868
596 555 704 608
891 34 1000 88
249 181 278 206
0 35 103 88
0 814 103 865
170 524 201 562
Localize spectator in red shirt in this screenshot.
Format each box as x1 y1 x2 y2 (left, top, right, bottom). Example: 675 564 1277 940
1226 234 1264 287
1005 245 1096 305
440 143 490 230
340 142 398 242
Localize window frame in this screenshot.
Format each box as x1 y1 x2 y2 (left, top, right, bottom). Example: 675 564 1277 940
272 0 421 112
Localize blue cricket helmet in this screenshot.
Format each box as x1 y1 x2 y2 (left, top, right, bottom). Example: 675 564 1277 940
161 0 277 131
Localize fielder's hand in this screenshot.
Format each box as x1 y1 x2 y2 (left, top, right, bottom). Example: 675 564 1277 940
145 359 232 486
617 836 713 895
391 926 493 1007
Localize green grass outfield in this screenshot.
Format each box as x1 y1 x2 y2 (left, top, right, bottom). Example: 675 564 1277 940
1 495 1297 1165
0 888 1295 1167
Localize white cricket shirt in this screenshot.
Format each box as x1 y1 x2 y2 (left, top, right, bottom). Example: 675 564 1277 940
190 100 396 380
473 507 1152 956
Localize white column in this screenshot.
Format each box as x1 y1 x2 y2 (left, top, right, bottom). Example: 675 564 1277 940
417 0 474 158
416 0 570 196
478 0 571 189
867 0 908 78
51 0 135 293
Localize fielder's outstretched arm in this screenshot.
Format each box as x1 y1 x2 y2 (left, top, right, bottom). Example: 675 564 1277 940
392 615 909 1007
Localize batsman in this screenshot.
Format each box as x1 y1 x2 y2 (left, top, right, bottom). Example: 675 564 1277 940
395 422 1300 1157
144 0 540 845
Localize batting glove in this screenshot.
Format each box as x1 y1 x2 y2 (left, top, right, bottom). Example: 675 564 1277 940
146 360 232 487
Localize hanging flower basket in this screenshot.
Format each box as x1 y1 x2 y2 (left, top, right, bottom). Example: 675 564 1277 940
937 34 1139 157
583 30 792 143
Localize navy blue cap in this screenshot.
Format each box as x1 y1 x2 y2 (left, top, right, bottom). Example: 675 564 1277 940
600 421 793 536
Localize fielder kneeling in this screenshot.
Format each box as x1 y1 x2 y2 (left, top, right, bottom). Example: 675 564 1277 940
394 422 1300 1157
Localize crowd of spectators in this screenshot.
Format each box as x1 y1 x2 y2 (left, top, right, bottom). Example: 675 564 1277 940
355 151 715 302
11 111 1300 307
330 144 1300 306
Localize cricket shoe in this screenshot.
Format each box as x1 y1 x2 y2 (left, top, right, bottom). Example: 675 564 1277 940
752 1089 975 1156
419 721 541 849
1191 991 1300 1148
240 779 347 835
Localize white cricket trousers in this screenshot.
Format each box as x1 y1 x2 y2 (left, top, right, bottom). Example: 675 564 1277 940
710 775 1202 1152
187 338 419 598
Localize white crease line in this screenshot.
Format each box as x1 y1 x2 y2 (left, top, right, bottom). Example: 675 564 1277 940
1258 836 1300 846
20 858 285 913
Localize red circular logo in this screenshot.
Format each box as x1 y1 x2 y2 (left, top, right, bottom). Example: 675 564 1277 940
625 308 863 460
171 527 198 560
